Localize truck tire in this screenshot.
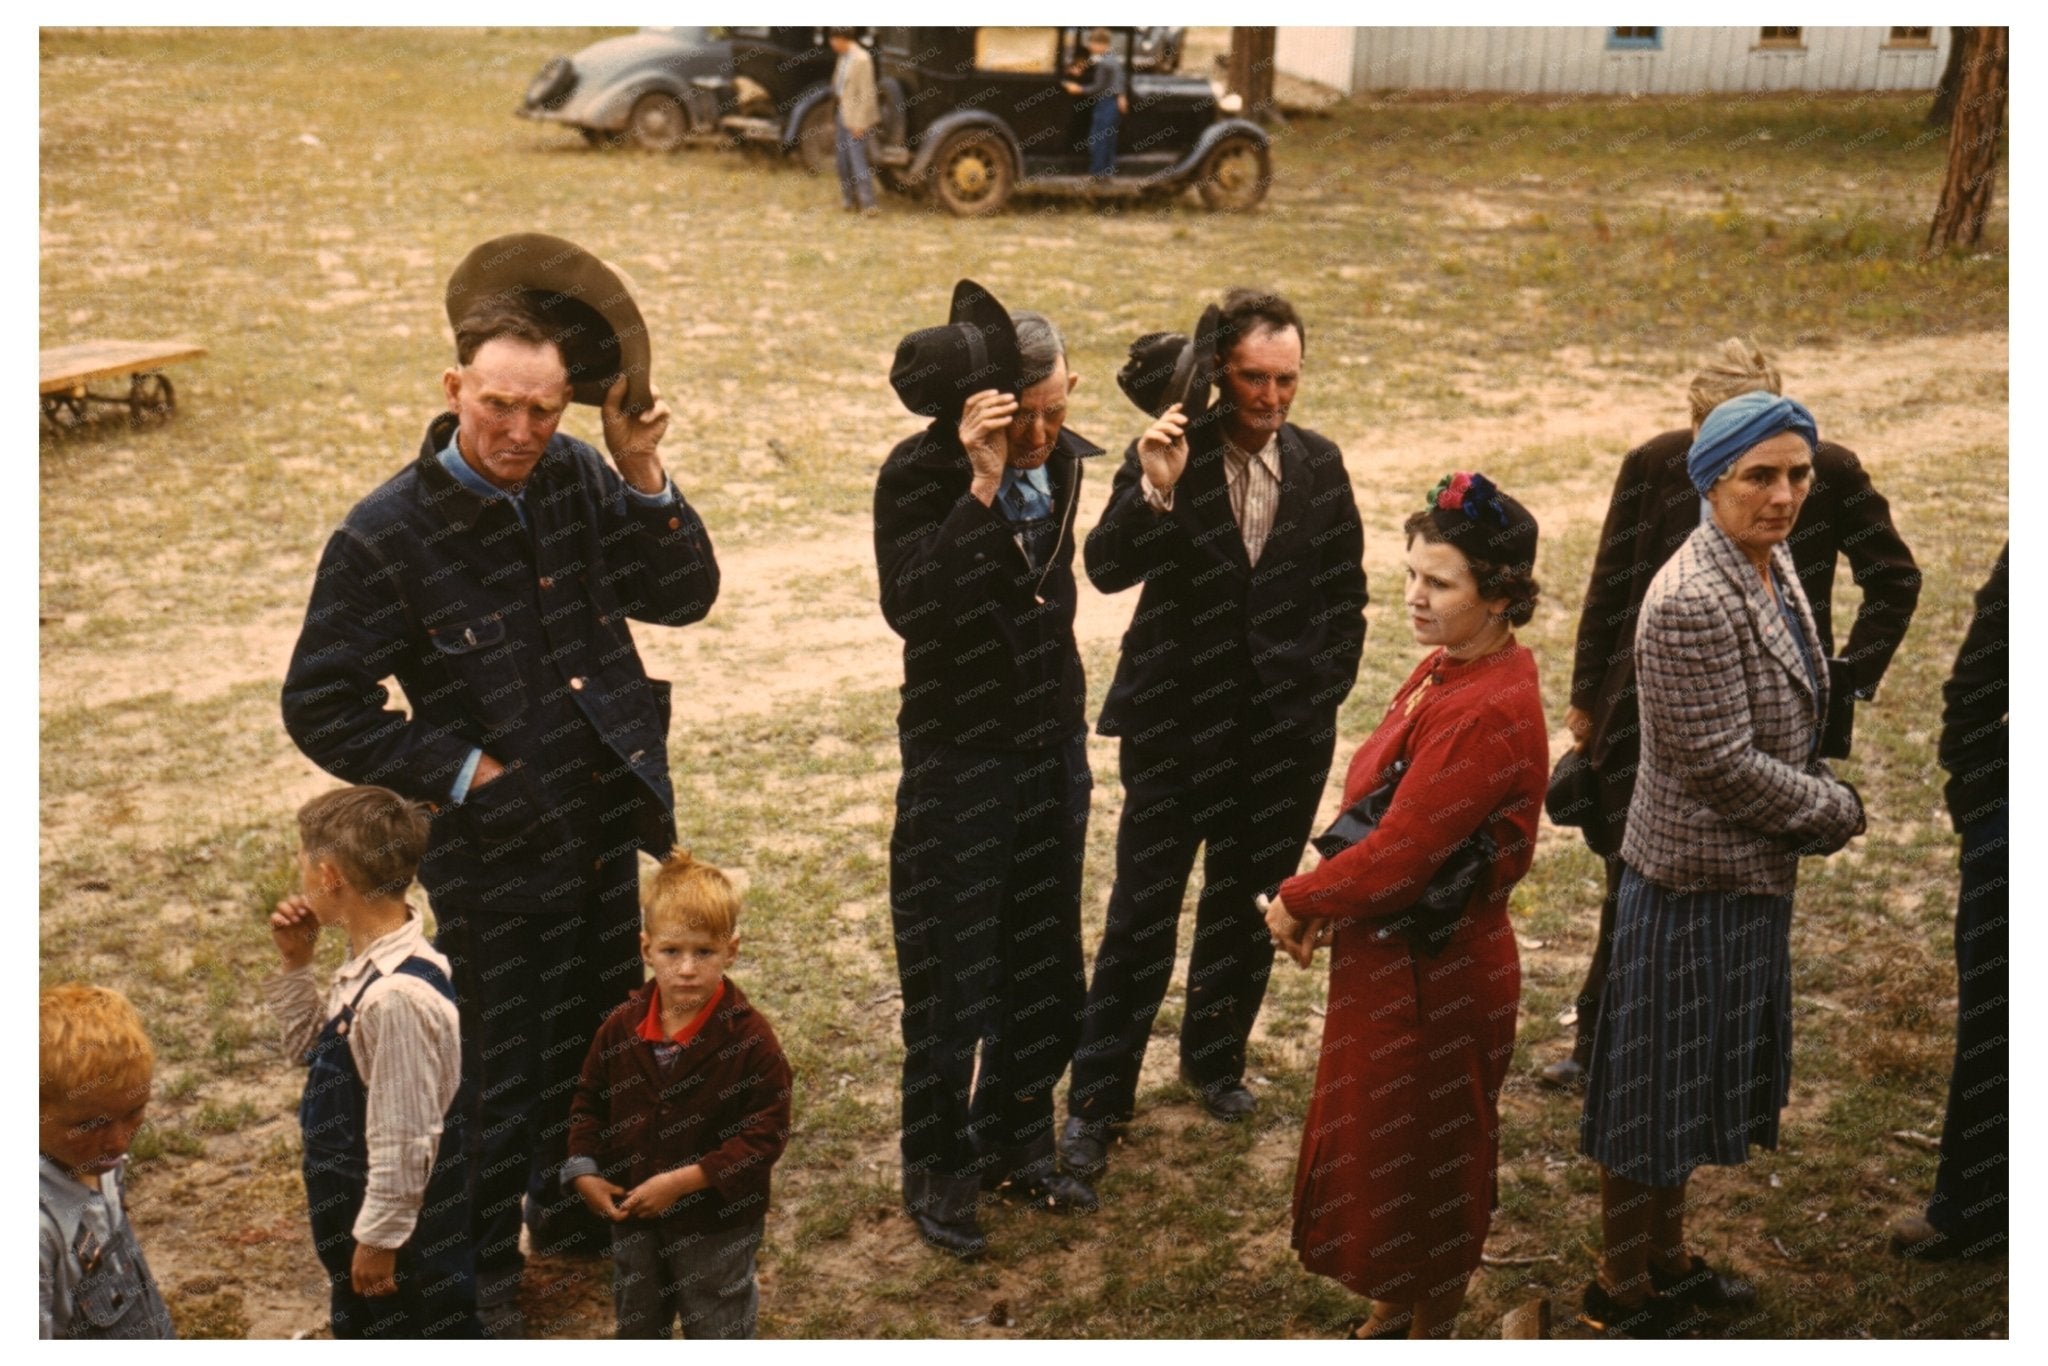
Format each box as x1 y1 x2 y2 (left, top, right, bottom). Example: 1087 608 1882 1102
930 128 1015 218
797 100 837 175
627 92 688 153
1194 133 1270 212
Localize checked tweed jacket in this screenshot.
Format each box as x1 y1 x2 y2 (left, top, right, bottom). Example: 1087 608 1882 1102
1622 517 1864 897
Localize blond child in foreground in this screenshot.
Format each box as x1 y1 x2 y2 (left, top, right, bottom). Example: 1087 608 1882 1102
562 852 793 1339
39 983 176 1339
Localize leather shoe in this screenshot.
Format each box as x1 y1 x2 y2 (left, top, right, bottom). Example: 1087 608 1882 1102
1579 1281 1686 1339
909 1207 989 1259
1181 1067 1256 1122
1537 1056 1586 1091
1058 1117 1110 1179
996 1167 1100 1215
1649 1254 1756 1310
904 1171 989 1260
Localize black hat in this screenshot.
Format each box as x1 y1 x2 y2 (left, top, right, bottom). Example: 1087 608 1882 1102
445 232 653 412
1544 747 1598 832
1115 304 1220 421
1422 471 1538 573
889 279 1020 423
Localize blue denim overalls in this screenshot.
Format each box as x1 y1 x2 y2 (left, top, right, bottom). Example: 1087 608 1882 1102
300 957 480 1339
42 1171 176 1338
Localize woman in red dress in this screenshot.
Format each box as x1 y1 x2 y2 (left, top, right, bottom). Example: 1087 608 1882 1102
1266 472 1548 1339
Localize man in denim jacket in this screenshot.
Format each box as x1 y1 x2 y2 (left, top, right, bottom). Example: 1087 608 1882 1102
282 297 719 1333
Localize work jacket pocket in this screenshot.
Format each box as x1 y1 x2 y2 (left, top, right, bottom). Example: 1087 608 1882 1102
427 612 529 727
461 761 548 853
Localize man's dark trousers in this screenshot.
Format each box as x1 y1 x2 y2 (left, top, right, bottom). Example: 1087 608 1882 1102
432 771 646 1274
1068 713 1332 1125
891 731 1091 1186
1925 803 2008 1252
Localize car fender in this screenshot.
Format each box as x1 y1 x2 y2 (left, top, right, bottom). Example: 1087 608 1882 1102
559 34 736 131
780 83 835 148
1166 118 1270 180
904 110 1023 183
574 72 701 132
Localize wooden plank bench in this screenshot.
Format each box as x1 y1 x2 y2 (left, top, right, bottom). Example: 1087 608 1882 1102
40 339 207 430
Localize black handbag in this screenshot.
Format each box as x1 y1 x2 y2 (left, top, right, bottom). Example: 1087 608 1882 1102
1308 757 1496 959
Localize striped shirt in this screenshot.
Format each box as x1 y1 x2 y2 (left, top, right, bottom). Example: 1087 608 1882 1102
1140 431 1283 564
265 908 462 1250
1220 431 1282 565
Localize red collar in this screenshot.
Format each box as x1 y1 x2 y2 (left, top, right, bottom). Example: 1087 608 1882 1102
635 980 726 1045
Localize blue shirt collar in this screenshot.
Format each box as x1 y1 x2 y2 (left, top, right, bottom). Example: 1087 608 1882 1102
995 464 1056 518
438 434 525 510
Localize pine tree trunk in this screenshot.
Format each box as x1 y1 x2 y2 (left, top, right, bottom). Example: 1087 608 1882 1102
1925 27 2008 255
1928 27 1972 127
1228 28 1278 125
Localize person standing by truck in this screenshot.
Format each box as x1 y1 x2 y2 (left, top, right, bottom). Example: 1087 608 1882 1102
829 28 880 215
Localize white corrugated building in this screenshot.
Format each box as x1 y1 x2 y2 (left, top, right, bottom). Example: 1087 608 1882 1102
1277 27 1951 96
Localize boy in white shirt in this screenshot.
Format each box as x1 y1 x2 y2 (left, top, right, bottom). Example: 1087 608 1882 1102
267 785 478 1338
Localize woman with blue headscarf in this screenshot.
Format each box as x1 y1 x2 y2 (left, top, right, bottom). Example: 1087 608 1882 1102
1576 392 1867 1338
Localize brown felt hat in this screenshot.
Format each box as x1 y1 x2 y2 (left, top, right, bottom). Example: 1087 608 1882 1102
444 232 652 412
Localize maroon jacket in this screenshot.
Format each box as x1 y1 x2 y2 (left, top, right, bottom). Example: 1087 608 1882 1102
562 978 792 1231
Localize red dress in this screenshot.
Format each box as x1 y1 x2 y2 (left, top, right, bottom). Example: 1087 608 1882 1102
1277 642 1546 1302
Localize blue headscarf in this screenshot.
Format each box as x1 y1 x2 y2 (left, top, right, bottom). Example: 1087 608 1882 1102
1686 391 1819 495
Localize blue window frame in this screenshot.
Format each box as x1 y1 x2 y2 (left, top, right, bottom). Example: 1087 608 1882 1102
1606 27 1662 50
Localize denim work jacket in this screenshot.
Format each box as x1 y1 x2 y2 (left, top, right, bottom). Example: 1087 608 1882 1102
283 412 719 895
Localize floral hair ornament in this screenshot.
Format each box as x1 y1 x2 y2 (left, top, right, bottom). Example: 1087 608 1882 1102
1428 470 1510 527
1423 470 1538 575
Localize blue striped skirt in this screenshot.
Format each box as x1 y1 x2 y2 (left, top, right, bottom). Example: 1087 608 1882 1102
1578 864 1795 1187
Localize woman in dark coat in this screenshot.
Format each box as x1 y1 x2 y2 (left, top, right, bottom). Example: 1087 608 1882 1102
1577 392 1866 1337
1265 472 1548 1339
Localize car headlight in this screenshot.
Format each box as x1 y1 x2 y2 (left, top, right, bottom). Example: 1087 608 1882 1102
1219 92 1243 114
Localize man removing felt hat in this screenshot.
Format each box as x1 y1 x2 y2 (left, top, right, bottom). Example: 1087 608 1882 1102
873 279 1104 1258
282 231 720 1336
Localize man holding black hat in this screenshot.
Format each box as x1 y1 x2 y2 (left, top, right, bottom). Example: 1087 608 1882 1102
282 234 720 1333
873 280 1102 1258
1060 287 1367 1181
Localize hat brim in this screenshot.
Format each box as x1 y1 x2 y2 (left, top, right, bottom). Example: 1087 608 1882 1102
947 278 1021 400
445 233 653 412
1177 304 1221 423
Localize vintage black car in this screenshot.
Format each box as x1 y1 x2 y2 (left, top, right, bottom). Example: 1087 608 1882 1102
518 26 852 168
866 27 1270 217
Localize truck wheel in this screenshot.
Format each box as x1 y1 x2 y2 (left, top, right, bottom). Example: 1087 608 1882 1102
797 100 837 175
931 128 1014 218
1195 133 1270 212
627 92 688 153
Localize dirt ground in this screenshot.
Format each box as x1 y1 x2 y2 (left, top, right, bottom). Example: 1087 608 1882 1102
72 329 2004 1339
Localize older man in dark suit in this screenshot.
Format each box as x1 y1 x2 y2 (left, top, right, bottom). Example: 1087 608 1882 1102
1061 288 1367 1179
1543 337 1919 1091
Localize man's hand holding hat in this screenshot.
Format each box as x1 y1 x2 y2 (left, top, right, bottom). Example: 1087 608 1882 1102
1136 403 1190 495
958 389 1016 506
602 375 671 496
